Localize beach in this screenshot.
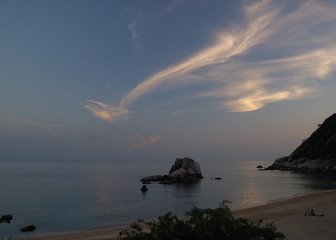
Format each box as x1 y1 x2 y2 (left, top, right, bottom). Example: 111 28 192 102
233 189 336 240
28 190 336 240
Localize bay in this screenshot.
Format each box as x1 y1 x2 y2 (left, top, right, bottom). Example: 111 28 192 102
1 160 336 239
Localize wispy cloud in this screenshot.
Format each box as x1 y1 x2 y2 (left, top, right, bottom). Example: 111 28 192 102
106 82 113 92
123 0 336 112
84 100 128 122
128 133 162 149
26 120 62 128
198 45 336 112
118 0 279 110
113 132 162 149
159 0 184 16
128 13 143 39
224 88 310 112
115 132 163 149
114 132 131 139
87 0 336 121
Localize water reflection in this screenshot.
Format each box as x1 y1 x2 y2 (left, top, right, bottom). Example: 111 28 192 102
2 161 336 238
288 171 336 192
93 162 113 210
237 162 336 207
171 182 201 199
200 161 336 210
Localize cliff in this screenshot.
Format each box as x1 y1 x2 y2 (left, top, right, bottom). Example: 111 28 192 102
267 113 336 172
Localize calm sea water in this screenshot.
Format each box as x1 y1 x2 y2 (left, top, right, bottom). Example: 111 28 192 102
1 160 336 239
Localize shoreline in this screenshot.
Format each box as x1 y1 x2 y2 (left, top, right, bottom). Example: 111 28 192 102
28 190 336 240
233 189 336 240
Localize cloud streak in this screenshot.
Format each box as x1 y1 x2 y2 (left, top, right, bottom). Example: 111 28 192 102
87 0 336 121
84 100 128 122
128 134 162 149
128 13 143 39
197 45 336 111
120 0 277 108
159 0 184 16
26 120 62 128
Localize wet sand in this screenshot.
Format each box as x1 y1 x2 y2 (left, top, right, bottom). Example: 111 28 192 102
29 190 336 240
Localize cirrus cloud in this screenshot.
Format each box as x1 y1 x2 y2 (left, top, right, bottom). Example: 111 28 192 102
84 100 128 122
86 0 336 121
128 133 162 149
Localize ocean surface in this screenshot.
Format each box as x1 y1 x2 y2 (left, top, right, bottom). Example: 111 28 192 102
1 160 336 239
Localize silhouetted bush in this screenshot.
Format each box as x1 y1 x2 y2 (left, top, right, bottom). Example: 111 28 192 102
120 201 285 240
1 214 13 240
0 214 13 224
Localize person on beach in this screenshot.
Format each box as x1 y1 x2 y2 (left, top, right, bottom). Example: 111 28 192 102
310 209 315 216
305 208 324 217
304 208 311 216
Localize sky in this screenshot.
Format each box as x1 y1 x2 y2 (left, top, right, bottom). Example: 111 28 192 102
1 0 336 163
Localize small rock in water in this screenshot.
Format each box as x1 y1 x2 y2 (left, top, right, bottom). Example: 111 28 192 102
215 177 222 180
141 185 148 192
21 225 36 232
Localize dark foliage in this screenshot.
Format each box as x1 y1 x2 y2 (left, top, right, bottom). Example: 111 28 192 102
0 215 13 224
120 201 285 240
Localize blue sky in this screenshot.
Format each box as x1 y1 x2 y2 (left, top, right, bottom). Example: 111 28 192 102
1 0 336 162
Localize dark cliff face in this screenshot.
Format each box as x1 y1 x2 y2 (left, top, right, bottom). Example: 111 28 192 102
268 113 336 172
291 113 336 161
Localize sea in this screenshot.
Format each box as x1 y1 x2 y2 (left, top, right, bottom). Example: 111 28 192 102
1 160 336 239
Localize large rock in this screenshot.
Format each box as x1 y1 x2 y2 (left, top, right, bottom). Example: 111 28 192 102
169 157 202 177
267 113 336 172
169 168 186 177
141 157 203 183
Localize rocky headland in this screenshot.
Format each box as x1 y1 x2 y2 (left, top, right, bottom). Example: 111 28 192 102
267 113 336 172
141 157 203 184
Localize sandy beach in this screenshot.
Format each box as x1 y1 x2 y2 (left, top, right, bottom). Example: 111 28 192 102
28 190 336 240
233 190 336 240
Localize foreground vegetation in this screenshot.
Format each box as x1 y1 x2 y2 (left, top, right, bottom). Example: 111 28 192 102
1 214 13 240
120 201 285 240
0 214 13 224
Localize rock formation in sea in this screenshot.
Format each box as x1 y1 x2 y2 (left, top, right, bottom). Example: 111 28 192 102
21 225 36 232
141 157 203 184
141 185 148 192
267 113 336 172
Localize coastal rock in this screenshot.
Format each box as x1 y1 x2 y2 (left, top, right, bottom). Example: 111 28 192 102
141 157 203 183
169 168 186 177
267 113 336 172
169 157 202 176
141 185 148 192
141 175 164 182
21 225 36 232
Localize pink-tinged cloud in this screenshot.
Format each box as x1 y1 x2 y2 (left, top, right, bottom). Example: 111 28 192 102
84 100 128 122
128 134 162 149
